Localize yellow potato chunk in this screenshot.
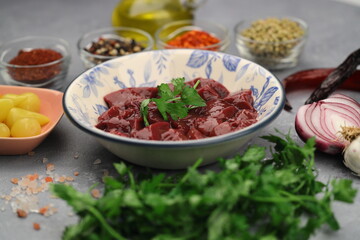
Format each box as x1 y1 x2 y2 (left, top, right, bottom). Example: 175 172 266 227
0 123 11 137
0 99 14 122
17 92 41 112
1 94 27 106
11 118 41 137
6 107 50 128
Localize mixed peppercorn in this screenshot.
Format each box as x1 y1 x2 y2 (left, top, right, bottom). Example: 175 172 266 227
85 37 144 57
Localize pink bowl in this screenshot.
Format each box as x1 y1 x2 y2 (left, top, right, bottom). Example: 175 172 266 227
0 85 64 155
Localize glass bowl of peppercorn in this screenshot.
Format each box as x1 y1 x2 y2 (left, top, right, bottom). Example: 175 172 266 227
78 27 154 69
0 36 71 90
234 17 308 70
155 19 230 52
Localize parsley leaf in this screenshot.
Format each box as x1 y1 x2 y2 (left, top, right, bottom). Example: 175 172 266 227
52 132 357 240
181 86 207 107
157 83 174 100
166 102 188 120
140 99 151 126
141 78 206 126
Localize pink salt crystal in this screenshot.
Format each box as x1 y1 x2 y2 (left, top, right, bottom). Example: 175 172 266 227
93 159 102 165
65 176 74 182
73 152 80 159
46 163 55 172
91 189 101 199
102 169 109 177
28 151 35 156
19 178 30 188
57 176 66 183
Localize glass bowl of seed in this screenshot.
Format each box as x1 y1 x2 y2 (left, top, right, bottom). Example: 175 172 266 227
78 27 154 69
234 17 308 70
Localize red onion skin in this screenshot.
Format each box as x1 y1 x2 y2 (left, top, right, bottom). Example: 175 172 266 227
295 104 345 154
322 94 360 119
295 94 360 155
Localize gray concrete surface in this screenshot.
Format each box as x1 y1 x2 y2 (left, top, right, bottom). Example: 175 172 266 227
0 0 359 239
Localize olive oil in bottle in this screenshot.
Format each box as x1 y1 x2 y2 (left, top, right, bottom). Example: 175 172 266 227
112 0 194 36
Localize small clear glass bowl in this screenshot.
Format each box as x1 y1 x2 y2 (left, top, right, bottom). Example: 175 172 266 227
155 19 230 52
78 27 154 69
0 36 70 90
234 17 308 70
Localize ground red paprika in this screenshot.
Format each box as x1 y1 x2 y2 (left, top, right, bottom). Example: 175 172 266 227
166 30 221 51
8 48 63 83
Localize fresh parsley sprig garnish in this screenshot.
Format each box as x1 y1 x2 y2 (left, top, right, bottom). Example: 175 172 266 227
140 77 206 126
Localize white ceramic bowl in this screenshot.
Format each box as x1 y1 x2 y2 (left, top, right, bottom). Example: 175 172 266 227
63 49 285 169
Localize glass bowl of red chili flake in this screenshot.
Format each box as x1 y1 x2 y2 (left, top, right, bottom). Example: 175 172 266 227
155 19 230 52
0 36 71 90
78 26 154 69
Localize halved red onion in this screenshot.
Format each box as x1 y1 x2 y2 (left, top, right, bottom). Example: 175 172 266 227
295 94 360 154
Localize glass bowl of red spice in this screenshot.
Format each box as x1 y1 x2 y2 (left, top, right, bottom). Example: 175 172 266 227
0 36 70 90
78 27 154 69
155 19 230 52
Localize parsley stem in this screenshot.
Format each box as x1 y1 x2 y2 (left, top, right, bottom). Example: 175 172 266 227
249 192 319 204
179 158 203 184
193 80 201 89
128 171 136 189
166 96 181 103
87 206 125 240
158 183 177 187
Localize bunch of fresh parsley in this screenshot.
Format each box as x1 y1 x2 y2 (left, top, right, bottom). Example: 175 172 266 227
51 133 357 240
140 77 206 126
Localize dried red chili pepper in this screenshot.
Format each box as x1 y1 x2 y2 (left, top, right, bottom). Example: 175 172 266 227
283 48 360 111
8 48 63 83
283 69 360 110
166 30 220 51
305 48 360 104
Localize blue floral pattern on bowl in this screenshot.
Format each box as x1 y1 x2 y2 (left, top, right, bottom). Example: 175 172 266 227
66 49 282 127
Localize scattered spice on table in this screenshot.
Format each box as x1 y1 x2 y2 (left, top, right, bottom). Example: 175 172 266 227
39 206 49 215
10 177 19 184
90 188 101 199
28 151 35 156
16 208 28 218
44 176 53 183
73 152 80 159
240 17 305 58
0 155 112 232
46 163 55 172
93 158 102 165
0 162 77 221
33 222 41 231
166 30 221 51
85 37 144 57
7 48 63 83
66 176 75 182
